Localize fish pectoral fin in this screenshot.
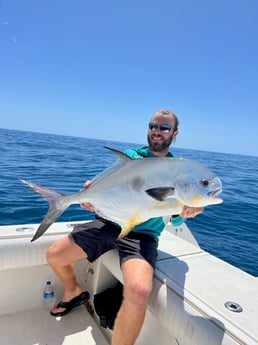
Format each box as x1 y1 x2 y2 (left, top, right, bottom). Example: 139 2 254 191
146 187 175 202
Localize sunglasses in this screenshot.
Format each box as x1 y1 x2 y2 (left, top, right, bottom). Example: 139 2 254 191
148 122 172 133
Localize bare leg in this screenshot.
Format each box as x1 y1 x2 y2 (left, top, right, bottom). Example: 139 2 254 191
46 235 87 314
111 258 153 345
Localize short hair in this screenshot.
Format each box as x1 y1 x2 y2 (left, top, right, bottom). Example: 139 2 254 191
153 109 179 131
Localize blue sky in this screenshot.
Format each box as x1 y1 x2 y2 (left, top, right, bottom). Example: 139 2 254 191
1 0 257 156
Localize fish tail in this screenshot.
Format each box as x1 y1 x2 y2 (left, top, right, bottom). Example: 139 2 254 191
20 179 70 241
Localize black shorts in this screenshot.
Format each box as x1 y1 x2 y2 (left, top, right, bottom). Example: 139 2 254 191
69 217 158 270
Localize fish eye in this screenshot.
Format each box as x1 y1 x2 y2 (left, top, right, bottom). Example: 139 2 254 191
200 178 209 187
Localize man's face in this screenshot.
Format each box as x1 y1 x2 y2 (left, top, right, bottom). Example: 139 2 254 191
147 114 178 153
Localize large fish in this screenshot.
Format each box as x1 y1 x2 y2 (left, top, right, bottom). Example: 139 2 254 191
21 147 223 242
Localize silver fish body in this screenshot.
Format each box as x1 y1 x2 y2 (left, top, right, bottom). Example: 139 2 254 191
21 147 223 241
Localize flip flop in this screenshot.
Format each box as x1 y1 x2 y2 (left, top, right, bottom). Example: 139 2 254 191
50 291 90 317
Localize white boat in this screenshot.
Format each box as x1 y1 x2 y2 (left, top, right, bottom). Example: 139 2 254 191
0 220 257 345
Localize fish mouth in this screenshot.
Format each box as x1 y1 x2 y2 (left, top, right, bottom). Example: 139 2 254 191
208 188 222 198
207 188 223 203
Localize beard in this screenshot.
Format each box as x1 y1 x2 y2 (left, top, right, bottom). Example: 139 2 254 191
147 134 173 152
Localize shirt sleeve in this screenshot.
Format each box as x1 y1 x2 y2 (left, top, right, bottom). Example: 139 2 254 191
124 149 144 159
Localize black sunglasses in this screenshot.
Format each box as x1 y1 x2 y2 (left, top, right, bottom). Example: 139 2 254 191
148 122 172 133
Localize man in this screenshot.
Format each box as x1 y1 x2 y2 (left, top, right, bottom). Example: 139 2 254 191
46 109 203 345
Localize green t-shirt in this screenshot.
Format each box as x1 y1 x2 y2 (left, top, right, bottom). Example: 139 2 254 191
123 146 173 241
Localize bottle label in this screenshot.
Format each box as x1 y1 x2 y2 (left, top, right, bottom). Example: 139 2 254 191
43 292 54 299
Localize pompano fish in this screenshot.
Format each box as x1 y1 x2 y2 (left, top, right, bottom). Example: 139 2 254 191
21 147 223 242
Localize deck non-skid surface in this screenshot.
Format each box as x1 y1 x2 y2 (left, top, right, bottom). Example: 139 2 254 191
0 305 109 345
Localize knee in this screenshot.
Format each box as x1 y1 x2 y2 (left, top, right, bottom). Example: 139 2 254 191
124 282 152 311
46 242 63 266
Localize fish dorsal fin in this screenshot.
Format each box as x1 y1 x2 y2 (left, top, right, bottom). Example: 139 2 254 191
146 187 175 201
104 146 133 162
90 147 132 186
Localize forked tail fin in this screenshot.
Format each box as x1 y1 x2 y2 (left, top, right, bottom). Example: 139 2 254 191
20 179 69 241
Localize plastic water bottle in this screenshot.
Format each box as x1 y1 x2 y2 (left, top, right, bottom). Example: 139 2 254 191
42 280 54 310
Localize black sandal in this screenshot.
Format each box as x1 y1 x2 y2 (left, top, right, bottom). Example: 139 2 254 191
50 291 90 317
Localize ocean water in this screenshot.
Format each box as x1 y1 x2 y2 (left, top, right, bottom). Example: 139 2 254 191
0 128 257 277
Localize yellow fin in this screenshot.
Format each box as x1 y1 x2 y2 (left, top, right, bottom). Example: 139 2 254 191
118 210 142 238
118 225 134 238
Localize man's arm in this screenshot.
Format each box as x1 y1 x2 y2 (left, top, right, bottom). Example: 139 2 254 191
80 180 95 212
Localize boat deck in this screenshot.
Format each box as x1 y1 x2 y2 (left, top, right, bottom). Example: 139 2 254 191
1 221 257 345
0 305 109 345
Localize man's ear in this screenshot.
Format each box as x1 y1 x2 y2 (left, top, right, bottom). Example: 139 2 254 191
173 130 178 140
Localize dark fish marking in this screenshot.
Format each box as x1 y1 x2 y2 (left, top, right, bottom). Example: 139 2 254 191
146 187 175 201
131 177 144 191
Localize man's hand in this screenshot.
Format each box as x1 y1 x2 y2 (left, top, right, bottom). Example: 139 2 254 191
180 205 203 218
80 180 95 212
